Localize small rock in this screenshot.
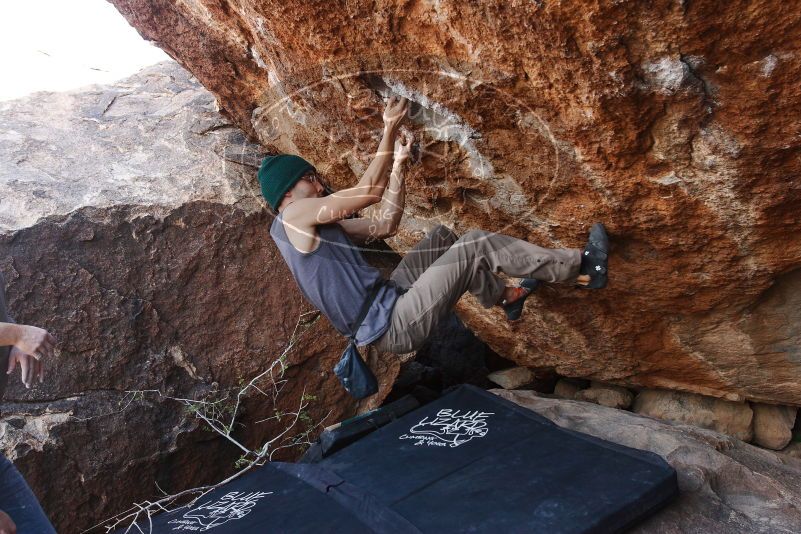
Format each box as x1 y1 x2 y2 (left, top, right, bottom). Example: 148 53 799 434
752 404 797 450
487 366 535 390
633 389 754 442
553 378 587 399
779 441 801 460
575 382 634 409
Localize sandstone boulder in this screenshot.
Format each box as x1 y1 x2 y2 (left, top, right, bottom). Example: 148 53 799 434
110 0 801 406
752 404 798 450
487 366 535 390
780 442 801 460
633 389 753 442
574 381 634 409
493 389 801 533
0 62 405 534
553 378 587 400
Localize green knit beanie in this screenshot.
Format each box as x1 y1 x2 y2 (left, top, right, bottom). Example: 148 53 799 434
257 154 315 211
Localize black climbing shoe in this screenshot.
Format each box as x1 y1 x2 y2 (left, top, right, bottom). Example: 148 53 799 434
579 223 609 289
502 278 541 321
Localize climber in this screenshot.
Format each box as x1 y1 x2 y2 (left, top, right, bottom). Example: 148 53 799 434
0 272 58 533
258 94 609 355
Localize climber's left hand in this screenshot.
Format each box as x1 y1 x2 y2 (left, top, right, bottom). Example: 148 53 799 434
394 130 414 164
7 346 43 389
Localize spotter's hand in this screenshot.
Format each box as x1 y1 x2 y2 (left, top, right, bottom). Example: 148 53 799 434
7 347 44 389
11 325 56 361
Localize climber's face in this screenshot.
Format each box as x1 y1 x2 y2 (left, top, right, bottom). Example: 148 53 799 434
293 171 326 199
302 171 328 197
278 171 327 211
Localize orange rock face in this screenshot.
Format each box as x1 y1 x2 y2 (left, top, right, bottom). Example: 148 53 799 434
110 1 801 405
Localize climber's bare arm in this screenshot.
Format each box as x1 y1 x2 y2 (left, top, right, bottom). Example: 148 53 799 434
337 132 411 243
283 96 409 230
380 136 411 233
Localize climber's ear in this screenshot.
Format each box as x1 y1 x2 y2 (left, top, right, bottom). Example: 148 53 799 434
275 187 295 213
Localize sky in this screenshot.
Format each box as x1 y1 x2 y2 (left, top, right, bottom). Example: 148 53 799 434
0 0 169 101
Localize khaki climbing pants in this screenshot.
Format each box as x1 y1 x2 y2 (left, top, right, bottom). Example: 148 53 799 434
371 225 582 354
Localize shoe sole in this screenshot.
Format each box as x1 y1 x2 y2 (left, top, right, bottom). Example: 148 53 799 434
581 223 608 289
503 279 540 320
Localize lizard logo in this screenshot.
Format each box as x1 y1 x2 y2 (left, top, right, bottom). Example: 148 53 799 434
399 408 494 448
168 491 272 531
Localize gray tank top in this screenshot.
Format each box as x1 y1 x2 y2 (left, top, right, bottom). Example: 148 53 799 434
270 213 401 346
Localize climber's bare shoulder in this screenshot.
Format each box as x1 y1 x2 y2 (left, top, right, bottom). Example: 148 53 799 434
281 207 320 254
281 201 321 254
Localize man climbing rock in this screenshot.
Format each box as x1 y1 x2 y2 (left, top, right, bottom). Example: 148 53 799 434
259 95 608 355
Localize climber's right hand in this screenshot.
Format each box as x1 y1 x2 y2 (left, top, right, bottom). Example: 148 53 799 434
394 130 414 164
0 510 16 534
10 324 56 361
383 95 409 132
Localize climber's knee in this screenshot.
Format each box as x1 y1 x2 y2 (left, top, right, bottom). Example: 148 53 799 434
454 229 493 254
461 228 492 242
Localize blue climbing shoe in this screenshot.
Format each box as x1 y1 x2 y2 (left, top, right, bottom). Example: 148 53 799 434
502 278 541 321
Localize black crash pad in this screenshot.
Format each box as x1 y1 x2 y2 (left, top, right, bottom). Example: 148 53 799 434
123 385 677 533
319 384 678 533
123 462 377 533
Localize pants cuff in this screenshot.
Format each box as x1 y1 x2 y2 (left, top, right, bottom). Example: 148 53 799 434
480 277 507 308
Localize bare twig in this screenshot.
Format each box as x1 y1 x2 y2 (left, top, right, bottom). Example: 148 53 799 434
88 309 329 534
